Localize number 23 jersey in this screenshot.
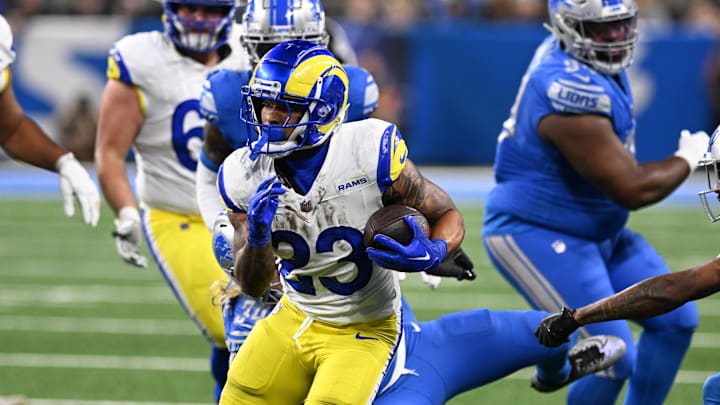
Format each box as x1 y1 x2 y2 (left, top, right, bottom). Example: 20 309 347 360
218 118 406 324
107 31 250 214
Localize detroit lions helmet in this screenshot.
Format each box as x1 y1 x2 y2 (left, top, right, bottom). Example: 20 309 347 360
547 0 639 75
698 125 720 222
241 40 348 159
238 0 329 64
163 0 237 52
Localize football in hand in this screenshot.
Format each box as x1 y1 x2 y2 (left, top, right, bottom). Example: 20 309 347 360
363 205 431 248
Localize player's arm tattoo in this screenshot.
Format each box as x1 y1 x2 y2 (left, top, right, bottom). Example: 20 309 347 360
202 122 234 166
576 258 720 325
382 159 457 223
228 211 277 297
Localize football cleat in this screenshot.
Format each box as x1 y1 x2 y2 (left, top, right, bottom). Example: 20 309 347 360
531 334 627 393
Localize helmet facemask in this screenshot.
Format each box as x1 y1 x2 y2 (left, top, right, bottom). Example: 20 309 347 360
238 39 349 161
241 73 348 160
164 0 236 52
699 128 720 222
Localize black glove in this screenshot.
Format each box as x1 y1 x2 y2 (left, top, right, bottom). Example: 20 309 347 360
535 307 580 347
425 247 476 281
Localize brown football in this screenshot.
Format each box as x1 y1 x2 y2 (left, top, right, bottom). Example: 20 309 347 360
363 205 431 248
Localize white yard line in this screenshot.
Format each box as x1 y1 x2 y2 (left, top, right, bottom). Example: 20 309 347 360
0 352 714 385
0 285 174 305
0 316 197 336
28 400 212 405
502 368 717 385
0 353 207 371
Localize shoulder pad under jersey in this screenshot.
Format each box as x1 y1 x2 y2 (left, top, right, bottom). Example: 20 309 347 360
199 68 253 149
533 50 612 116
344 64 378 122
0 15 15 78
106 31 169 86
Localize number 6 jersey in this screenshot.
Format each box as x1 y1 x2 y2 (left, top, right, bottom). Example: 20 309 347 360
107 31 250 214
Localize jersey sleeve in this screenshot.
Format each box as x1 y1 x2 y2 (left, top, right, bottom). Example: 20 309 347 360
199 68 254 149
217 148 251 213
0 15 16 92
523 62 613 137
544 76 612 115
376 123 408 193
106 43 134 85
533 60 613 117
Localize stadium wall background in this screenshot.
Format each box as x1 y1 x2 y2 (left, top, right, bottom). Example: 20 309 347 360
10 16 717 165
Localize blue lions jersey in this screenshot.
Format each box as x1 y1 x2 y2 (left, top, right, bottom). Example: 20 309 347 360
199 69 253 151
484 36 636 241
199 64 378 152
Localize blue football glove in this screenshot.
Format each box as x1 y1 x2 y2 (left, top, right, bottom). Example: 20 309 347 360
366 215 448 272
223 284 282 356
247 176 286 247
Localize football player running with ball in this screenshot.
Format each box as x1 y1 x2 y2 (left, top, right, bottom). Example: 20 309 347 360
94 0 250 399
216 39 629 405
216 39 465 404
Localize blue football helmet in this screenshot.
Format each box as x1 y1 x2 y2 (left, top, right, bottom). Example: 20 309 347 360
241 40 349 159
238 0 329 64
547 0 639 74
698 125 720 222
163 0 237 52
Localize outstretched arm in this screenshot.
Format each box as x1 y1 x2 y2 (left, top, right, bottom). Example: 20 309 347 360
537 257 720 347
574 257 720 324
1 70 100 226
0 71 68 169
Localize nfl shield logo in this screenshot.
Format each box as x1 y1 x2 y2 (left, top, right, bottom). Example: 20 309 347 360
300 200 312 212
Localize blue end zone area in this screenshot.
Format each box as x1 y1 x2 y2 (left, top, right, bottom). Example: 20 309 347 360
0 164 704 206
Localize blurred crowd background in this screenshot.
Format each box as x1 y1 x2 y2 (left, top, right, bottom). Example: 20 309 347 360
3 0 720 164
2 0 719 23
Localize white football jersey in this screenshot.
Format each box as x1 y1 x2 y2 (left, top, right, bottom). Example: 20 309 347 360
0 15 16 92
219 118 408 324
108 31 251 214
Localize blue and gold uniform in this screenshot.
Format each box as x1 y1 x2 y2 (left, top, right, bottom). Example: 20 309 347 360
218 119 406 405
104 21 251 398
217 41 403 404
